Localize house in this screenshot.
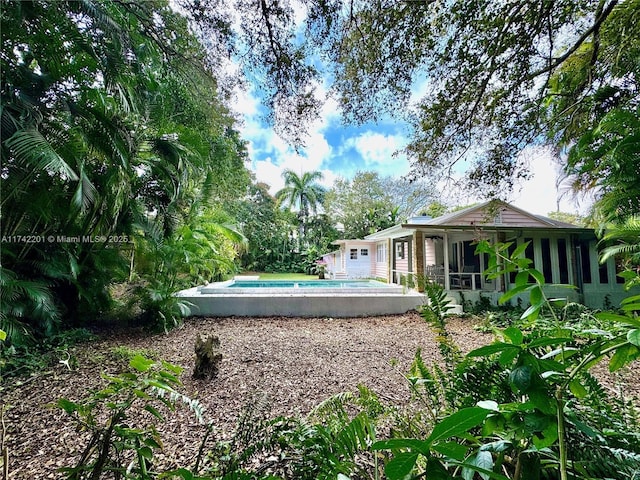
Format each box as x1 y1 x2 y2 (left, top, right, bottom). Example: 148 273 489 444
322 201 628 310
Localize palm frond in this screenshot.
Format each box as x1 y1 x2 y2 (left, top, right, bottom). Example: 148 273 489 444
5 129 78 181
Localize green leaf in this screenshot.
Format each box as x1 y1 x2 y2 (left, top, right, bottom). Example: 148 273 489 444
464 451 494 480
426 457 451 480
138 446 153 460
134 388 152 399
529 286 543 307
0 329 6 341
57 398 79 414
144 437 163 449
431 441 468 461
144 404 164 421
499 283 531 304
498 347 519 366
515 270 530 287
627 329 640 347
476 400 499 411
596 312 640 328
427 407 490 444
384 452 419 480
480 440 512 453
528 388 555 415
528 268 546 285
621 302 640 312
467 343 520 358
569 379 588 398
532 417 559 449
527 337 573 349
509 365 533 392
130 354 155 372
511 243 530 261
621 294 640 306
160 469 194 480
451 460 510 480
609 343 640 372
503 327 523 345
520 303 541 321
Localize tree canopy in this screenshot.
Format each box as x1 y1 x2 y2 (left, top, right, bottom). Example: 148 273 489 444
1 0 250 340
181 0 638 219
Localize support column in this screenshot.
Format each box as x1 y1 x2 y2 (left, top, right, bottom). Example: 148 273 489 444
443 233 450 290
387 238 392 283
414 231 425 292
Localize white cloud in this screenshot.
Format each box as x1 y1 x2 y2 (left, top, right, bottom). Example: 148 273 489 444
232 78 338 194
510 147 592 216
347 131 411 177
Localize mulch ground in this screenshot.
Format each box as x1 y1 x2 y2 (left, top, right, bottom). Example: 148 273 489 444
2 313 638 479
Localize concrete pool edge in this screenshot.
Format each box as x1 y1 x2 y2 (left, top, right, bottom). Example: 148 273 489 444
177 286 426 317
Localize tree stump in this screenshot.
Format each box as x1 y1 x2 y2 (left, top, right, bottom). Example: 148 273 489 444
193 334 222 380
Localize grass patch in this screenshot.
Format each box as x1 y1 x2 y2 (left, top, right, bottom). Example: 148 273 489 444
110 345 158 361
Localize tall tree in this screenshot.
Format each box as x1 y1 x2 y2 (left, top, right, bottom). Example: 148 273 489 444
543 1 639 225
1 0 250 340
324 171 397 239
380 176 439 221
179 1 638 215
275 169 325 244
232 182 294 271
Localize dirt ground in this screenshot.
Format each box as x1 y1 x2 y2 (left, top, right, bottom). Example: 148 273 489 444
2 313 638 479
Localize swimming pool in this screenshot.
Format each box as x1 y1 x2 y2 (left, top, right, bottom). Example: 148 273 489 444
178 278 425 316
226 280 385 289
198 279 402 294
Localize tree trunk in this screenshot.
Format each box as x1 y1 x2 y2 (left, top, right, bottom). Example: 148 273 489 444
193 335 222 380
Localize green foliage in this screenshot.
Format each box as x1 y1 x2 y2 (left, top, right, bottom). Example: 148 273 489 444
0 328 95 383
136 280 194 333
1 0 251 336
58 356 204 479
419 278 455 326
324 171 399 238
600 217 640 288
275 170 326 246
184 390 379 480
110 346 158 362
372 241 640 479
546 1 640 224
232 183 336 273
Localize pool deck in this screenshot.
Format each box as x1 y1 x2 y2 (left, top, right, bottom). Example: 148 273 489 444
177 284 426 317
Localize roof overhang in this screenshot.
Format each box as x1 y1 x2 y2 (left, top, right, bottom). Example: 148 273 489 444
365 224 415 240
400 223 594 235
331 239 377 247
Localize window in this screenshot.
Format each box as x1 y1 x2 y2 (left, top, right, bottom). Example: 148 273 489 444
350 248 358 260
494 211 503 225
577 240 592 283
396 242 405 259
541 238 552 283
376 244 387 262
557 238 569 284
599 262 609 284
360 248 368 256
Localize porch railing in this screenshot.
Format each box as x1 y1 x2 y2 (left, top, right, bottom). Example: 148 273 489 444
392 268 483 291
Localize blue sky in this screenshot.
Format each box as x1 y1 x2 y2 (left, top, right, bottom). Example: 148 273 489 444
231 81 591 217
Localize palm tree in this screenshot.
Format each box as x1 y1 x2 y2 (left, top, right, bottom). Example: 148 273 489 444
275 169 325 245
600 216 640 263
0 0 250 340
